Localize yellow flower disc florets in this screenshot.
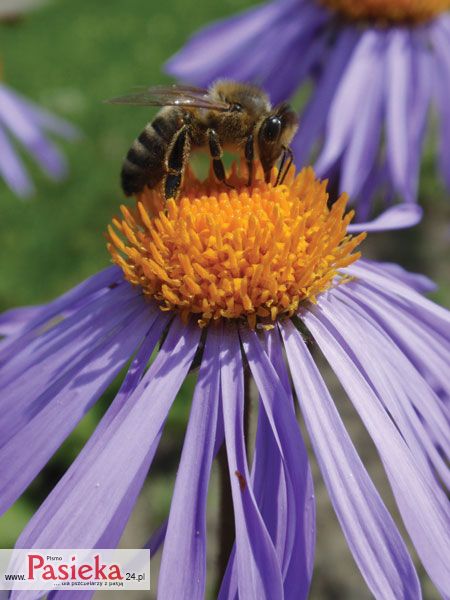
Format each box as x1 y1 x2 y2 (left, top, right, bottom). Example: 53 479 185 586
107 164 365 328
320 0 450 24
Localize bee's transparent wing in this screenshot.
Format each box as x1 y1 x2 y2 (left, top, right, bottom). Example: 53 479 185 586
106 85 230 111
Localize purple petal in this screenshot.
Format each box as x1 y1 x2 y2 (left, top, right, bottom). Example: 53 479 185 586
166 0 302 87
158 323 222 599
320 288 450 487
303 308 450 595
240 327 315 598
220 324 283 599
0 266 123 362
345 261 450 328
293 27 359 166
0 86 68 179
0 281 140 393
347 203 423 233
352 259 436 293
8 88 79 140
0 306 42 337
432 21 450 188
338 280 450 413
281 319 421 599
12 318 201 600
144 519 168 555
0 304 151 515
0 124 34 196
315 30 382 176
407 33 432 192
339 37 384 198
385 30 415 201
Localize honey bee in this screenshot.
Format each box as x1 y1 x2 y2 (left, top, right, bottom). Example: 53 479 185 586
107 80 298 201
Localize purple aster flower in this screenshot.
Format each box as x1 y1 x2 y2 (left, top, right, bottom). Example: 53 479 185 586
1 164 449 599
166 0 450 217
0 78 78 198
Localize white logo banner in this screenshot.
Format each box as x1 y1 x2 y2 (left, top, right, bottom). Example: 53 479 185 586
0 549 150 591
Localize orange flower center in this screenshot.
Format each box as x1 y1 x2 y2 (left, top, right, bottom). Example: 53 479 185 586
320 0 449 24
107 164 365 328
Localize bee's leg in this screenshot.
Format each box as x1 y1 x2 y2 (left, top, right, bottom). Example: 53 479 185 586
164 125 191 201
275 148 287 186
245 134 254 187
278 146 294 185
208 129 234 189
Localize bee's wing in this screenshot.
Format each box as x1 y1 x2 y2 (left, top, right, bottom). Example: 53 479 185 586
106 85 230 111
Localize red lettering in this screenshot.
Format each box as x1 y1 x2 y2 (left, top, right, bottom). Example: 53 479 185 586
78 565 93 580
27 555 44 580
42 565 56 580
94 555 107 580
108 565 123 580
58 564 68 580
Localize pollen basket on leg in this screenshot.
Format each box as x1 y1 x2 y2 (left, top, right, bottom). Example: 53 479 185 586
107 165 365 328
320 0 450 24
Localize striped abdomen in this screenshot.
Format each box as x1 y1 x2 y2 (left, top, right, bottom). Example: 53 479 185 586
121 109 182 196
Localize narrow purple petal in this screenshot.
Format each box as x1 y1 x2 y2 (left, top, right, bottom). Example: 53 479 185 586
0 281 140 394
320 289 450 487
158 324 222 599
0 86 68 179
407 34 432 193
339 39 384 198
12 318 201 600
338 281 450 422
0 306 42 336
432 23 450 188
0 124 34 196
144 519 168 555
281 319 421 599
220 324 283 599
303 309 450 595
9 88 79 140
385 30 415 201
166 0 302 87
315 30 381 176
0 266 123 362
347 202 423 233
293 27 359 166
16 314 169 546
345 262 450 327
347 259 436 293
241 327 315 599
351 160 389 221
0 305 151 515
251 391 288 567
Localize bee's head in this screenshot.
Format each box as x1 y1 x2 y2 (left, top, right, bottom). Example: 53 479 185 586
258 103 298 182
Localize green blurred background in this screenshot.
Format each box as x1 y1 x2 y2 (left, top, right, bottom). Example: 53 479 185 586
0 0 448 597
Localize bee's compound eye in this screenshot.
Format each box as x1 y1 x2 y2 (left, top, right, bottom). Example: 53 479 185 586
262 116 282 142
231 103 243 112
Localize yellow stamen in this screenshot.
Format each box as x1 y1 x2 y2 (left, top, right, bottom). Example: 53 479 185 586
107 164 366 328
320 0 450 24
